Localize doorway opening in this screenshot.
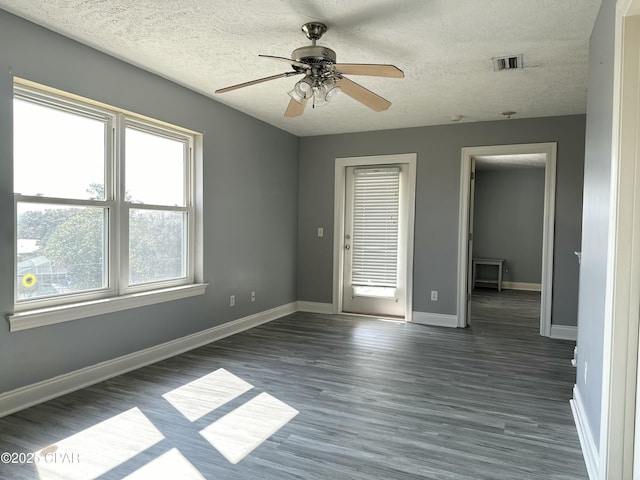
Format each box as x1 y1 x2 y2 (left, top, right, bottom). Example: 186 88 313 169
333 153 417 321
457 143 557 336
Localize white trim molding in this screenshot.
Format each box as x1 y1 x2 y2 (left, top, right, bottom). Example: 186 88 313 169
550 325 578 341
411 312 458 328
296 301 334 314
7 283 208 332
571 385 600 479
598 2 640 478
0 302 297 419
473 281 541 291
457 143 557 335
501 282 542 292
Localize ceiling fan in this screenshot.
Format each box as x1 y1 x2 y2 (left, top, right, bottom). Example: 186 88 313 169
215 22 404 118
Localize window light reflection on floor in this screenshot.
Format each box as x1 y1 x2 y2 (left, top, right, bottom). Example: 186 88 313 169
162 368 254 422
122 448 205 480
33 369 298 479
376 318 405 324
35 407 165 480
199 392 299 464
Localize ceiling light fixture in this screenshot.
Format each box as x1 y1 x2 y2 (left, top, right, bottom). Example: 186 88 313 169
288 74 342 108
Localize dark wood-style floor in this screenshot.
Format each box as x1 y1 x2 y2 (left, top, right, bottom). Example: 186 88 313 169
0 289 587 479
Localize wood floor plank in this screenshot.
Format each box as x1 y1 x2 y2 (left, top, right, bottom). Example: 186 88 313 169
0 289 586 479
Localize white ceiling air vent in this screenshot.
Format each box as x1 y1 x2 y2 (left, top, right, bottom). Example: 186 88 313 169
492 54 524 71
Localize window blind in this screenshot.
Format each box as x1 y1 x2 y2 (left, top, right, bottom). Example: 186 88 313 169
351 167 400 288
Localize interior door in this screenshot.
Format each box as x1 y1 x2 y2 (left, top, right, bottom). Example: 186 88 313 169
342 164 408 318
465 157 476 326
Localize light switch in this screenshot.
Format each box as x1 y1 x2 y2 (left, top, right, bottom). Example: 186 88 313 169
317 227 324 238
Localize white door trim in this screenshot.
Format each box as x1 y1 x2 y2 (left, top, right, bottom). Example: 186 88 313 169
333 154 417 321
599 1 640 478
456 142 557 335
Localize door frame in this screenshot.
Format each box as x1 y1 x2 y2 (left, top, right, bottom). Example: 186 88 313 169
599 1 640 477
465 157 477 323
456 142 557 335
333 153 417 321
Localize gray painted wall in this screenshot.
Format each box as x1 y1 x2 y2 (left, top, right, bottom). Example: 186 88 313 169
0 11 299 393
473 167 545 285
298 115 585 326
576 0 615 448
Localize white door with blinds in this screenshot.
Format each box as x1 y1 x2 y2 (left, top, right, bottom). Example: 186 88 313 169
342 165 408 317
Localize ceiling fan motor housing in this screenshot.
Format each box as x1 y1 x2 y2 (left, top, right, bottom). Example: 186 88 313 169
291 46 337 69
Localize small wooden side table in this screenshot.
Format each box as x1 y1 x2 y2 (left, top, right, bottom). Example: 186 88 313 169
472 258 504 292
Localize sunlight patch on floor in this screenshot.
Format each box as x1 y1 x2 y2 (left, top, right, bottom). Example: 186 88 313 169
123 448 205 480
33 370 298 477
35 407 164 480
376 318 405 324
162 368 254 421
199 392 299 464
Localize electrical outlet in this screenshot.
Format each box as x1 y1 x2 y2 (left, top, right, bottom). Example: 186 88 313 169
251 291 256 302
431 290 438 301
230 295 235 307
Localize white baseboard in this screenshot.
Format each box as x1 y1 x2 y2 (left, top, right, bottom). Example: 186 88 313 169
501 281 542 291
550 324 578 341
570 385 599 479
0 302 297 419
411 312 458 328
296 301 334 314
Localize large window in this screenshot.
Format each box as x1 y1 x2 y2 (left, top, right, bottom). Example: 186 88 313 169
13 82 197 314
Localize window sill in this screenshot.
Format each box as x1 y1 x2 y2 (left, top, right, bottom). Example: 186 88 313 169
7 283 208 332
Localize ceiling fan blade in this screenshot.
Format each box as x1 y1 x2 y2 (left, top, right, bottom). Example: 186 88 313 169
334 64 404 78
215 72 300 94
259 55 310 70
284 97 308 118
335 77 391 112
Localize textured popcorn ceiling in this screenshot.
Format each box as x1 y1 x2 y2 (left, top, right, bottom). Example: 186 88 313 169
0 0 601 136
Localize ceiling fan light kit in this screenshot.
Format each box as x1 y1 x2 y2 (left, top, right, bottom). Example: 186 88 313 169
215 22 404 118
287 71 342 108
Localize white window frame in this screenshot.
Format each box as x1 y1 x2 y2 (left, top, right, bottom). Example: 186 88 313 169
8 80 206 332
119 118 196 294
